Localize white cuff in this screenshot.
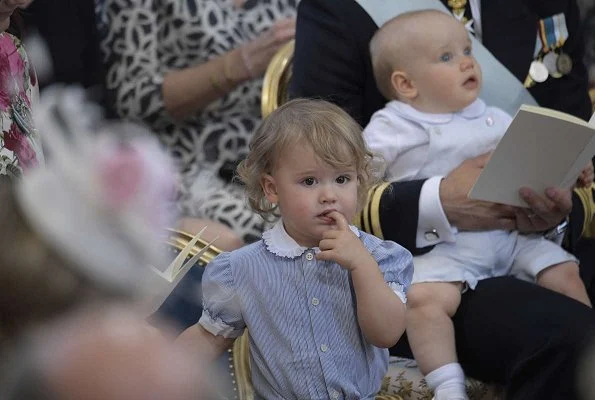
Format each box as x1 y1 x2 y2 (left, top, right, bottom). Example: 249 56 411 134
417 176 457 247
388 282 407 304
199 311 244 339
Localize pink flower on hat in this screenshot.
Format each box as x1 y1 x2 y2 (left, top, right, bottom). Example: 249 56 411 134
97 135 176 236
98 144 143 208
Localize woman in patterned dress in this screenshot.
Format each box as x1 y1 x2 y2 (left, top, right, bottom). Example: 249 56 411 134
97 0 299 248
0 0 42 179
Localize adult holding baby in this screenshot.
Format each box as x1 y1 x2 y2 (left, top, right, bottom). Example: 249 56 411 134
291 0 595 399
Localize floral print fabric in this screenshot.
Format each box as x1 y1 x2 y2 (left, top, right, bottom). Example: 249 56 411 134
96 0 298 242
0 32 41 179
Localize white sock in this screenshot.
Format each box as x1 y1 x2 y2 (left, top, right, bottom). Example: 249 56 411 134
425 363 468 400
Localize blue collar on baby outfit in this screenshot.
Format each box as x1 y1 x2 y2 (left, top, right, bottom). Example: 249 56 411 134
262 220 361 259
386 98 487 124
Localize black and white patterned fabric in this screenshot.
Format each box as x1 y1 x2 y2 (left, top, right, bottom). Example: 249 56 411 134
96 0 298 242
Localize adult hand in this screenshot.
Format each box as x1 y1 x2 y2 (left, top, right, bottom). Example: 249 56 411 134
515 186 572 233
238 17 296 79
440 153 517 231
577 162 594 188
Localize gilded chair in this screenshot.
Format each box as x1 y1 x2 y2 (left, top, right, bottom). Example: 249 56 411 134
158 228 222 327
261 40 295 118
165 228 222 264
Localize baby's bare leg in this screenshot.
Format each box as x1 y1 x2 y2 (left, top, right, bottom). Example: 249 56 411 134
406 282 463 373
407 281 467 399
536 261 592 307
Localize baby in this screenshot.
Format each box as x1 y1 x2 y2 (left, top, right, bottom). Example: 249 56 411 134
365 9 593 400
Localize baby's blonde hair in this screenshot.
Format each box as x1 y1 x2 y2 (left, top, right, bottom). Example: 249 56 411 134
237 99 376 221
370 9 452 100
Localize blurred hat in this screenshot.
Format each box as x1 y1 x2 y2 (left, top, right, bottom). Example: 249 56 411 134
16 85 177 294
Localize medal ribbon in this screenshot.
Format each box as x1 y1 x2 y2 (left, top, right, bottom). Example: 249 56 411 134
538 13 568 54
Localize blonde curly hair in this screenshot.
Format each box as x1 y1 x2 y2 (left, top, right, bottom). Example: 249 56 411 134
237 98 377 222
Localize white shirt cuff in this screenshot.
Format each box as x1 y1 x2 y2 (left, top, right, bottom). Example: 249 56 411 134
416 176 457 247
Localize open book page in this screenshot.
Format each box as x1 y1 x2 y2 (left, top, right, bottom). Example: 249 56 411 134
469 106 595 207
522 104 589 125
141 227 218 316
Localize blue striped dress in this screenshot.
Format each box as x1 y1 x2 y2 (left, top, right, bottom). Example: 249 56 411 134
199 221 413 399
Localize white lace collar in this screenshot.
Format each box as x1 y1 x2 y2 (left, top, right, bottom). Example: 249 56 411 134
385 98 486 124
262 220 361 259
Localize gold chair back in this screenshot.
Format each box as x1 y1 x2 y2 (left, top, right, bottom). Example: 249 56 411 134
261 40 295 118
232 331 254 400
165 228 221 266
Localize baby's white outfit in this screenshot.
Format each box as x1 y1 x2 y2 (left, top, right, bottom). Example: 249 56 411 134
363 99 576 288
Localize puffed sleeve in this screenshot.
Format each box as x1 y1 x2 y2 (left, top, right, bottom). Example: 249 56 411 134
97 0 173 128
198 252 245 339
369 238 414 304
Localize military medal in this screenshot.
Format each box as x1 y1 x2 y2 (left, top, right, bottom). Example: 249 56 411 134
556 51 573 75
542 51 562 78
448 0 468 23
525 13 570 84
447 0 474 33
529 60 548 83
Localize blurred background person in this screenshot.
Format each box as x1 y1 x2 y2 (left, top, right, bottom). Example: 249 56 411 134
1 0 42 179
96 0 299 248
21 0 106 103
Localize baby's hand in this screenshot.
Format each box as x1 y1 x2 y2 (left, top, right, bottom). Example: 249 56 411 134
577 162 594 188
316 211 375 271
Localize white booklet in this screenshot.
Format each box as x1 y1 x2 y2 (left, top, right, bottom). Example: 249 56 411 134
469 105 595 207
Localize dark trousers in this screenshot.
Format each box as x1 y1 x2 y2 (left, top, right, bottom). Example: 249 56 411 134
391 275 595 400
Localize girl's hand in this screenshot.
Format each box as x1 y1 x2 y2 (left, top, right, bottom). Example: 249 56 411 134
316 211 375 272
